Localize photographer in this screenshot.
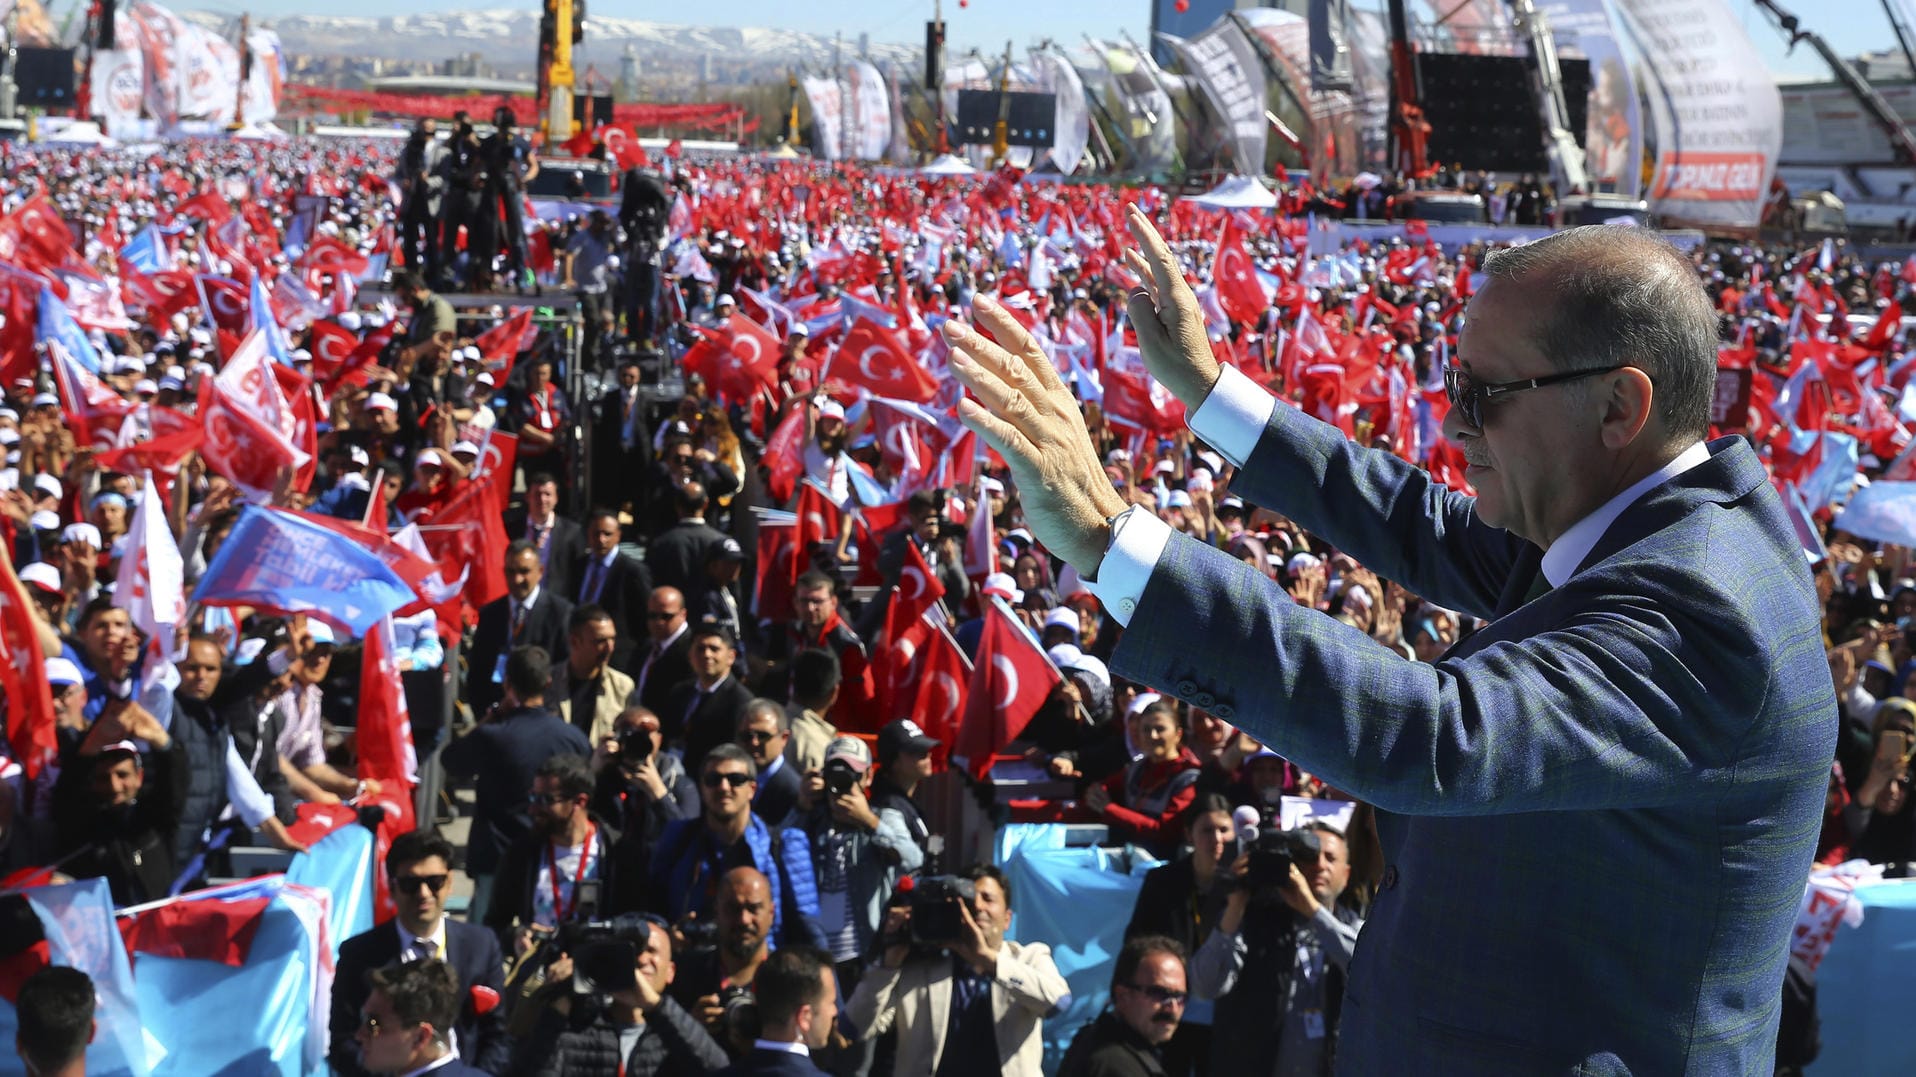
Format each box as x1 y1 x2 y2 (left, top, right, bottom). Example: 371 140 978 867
488 754 640 960
512 914 729 1077
798 734 921 977
843 865 1068 1077
590 707 698 856
1188 819 1363 1076
668 866 775 1059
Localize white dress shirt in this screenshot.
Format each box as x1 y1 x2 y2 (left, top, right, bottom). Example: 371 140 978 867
1085 363 1713 624
396 918 448 964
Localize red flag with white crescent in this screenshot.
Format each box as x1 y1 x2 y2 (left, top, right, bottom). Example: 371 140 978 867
356 616 418 923
830 318 938 403
953 598 1059 778
0 548 58 779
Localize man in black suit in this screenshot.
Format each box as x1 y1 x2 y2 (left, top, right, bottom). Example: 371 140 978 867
350 958 495 1077
503 472 584 599
713 946 835 1076
663 623 754 777
590 356 654 515
441 646 593 927
737 699 801 829
331 830 508 1077
644 481 727 597
632 586 694 714
688 537 752 663
467 541 574 717
574 508 651 671
641 436 740 541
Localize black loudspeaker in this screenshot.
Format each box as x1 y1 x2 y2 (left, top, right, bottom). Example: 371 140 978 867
572 94 614 128
15 48 77 108
925 20 945 91
99 0 117 50
954 89 1056 148
1418 53 1591 174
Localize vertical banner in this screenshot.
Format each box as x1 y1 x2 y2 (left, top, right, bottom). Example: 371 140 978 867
1239 9 1363 180
1157 19 1268 175
90 48 146 138
1539 0 1643 198
241 27 284 125
1309 0 1353 91
1615 0 1782 228
1343 8 1392 172
172 18 242 124
1033 48 1092 175
846 61 892 161
802 76 845 162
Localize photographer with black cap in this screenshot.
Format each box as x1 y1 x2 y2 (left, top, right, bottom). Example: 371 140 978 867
510 913 729 1076
590 706 698 851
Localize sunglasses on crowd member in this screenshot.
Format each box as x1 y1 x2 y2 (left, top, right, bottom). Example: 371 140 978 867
738 729 782 745
1123 982 1188 1007
1443 364 1628 430
702 770 754 789
529 792 583 806
393 873 449 894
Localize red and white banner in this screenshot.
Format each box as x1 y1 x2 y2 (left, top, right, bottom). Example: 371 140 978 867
1616 0 1781 228
90 48 146 139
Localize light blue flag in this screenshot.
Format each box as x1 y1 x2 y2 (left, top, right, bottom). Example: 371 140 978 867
1801 431 1859 511
1836 479 1916 547
285 823 376 948
191 505 417 636
120 224 173 274
251 273 295 367
0 879 150 1076
36 286 102 373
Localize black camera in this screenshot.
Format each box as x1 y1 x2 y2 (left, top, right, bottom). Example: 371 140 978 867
677 915 719 958
822 757 859 797
910 876 977 946
616 725 654 765
557 913 655 995
1242 825 1322 892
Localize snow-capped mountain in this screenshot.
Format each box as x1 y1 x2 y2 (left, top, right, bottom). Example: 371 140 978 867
182 8 920 71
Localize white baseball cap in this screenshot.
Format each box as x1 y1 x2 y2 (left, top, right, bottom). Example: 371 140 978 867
365 392 398 412
44 657 83 686
981 572 1023 603
18 562 61 594
32 474 61 500
1042 607 1081 634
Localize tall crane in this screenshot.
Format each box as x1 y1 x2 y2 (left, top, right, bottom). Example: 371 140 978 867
1504 0 1587 194
1753 0 1916 167
1384 0 1430 175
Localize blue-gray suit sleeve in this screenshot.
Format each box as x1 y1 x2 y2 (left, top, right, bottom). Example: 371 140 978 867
1112 532 1764 816
1195 364 1526 619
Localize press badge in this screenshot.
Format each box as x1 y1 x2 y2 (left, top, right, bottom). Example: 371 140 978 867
1302 1009 1325 1039
493 653 508 683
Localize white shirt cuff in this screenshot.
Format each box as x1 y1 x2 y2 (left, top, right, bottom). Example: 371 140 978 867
1084 507 1175 628
1188 364 1277 468
225 741 276 828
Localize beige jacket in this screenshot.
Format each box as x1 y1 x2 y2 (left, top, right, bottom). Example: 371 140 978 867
784 705 838 774
552 664 636 745
844 939 1069 1077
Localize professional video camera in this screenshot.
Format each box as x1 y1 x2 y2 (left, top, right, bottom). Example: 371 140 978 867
909 875 977 946
559 912 657 996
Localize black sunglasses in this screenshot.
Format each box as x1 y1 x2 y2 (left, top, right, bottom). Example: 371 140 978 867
738 729 783 744
1124 982 1188 1006
702 771 754 789
393 873 449 894
529 792 581 806
1443 364 1628 430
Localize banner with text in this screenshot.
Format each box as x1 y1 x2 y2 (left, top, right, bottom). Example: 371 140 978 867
1157 18 1268 176
1614 0 1781 228
802 76 846 162
1539 0 1643 198
846 61 891 162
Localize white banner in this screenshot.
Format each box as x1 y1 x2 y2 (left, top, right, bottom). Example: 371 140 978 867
1615 0 1782 228
173 19 242 124
241 27 283 125
1157 19 1267 175
1239 9 1364 179
846 61 891 162
802 76 845 162
90 48 145 138
1033 48 1091 175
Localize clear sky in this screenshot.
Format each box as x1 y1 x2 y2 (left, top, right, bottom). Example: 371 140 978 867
189 0 1890 80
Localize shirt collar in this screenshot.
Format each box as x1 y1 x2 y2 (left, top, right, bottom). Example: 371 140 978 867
396 918 447 958
655 621 689 651
1541 441 1711 588
516 585 542 610
752 1039 811 1057
397 1051 460 1077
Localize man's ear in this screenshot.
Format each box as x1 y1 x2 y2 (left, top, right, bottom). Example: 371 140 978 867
1597 367 1655 451
88 1017 98 1044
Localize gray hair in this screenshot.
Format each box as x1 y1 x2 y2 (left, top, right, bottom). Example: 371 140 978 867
1480 227 1716 442
740 697 790 734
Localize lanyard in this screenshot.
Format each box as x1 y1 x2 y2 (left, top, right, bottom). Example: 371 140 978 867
546 823 596 923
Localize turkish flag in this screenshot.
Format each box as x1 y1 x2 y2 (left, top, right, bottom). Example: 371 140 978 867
601 125 646 171
1865 304 1904 353
95 406 204 478
833 319 939 403
1214 223 1270 325
300 234 371 277
762 405 808 504
0 547 58 779
173 189 233 226
754 521 799 621
793 482 844 586
357 616 418 922
307 319 360 379
474 307 536 382
196 333 307 501
8 194 75 267
1102 367 1186 437
717 317 782 401
417 446 513 616
199 275 251 334
119 895 274 967
48 340 132 450
892 537 946 628
0 272 36 388
953 599 1059 778
123 267 198 322
897 620 970 767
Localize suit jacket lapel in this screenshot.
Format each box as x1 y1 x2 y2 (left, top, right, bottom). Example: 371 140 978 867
925 959 954 1068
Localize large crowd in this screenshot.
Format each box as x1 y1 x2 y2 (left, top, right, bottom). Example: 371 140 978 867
0 132 1904 1076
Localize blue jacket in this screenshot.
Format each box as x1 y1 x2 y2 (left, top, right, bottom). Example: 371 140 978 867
1112 407 1836 1074
651 814 827 952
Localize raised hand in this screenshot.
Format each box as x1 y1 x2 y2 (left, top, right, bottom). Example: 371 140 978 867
945 295 1128 574
1122 203 1222 409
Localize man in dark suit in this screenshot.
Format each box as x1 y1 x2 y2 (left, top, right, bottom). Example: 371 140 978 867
644 481 727 597
574 508 652 670
349 958 495 1077
663 624 755 777
958 216 1839 1071
467 540 574 717
713 946 835 1076
590 356 654 515
737 699 801 828
502 471 584 600
331 830 507 1077
641 436 740 541
441 646 593 927
632 586 694 714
